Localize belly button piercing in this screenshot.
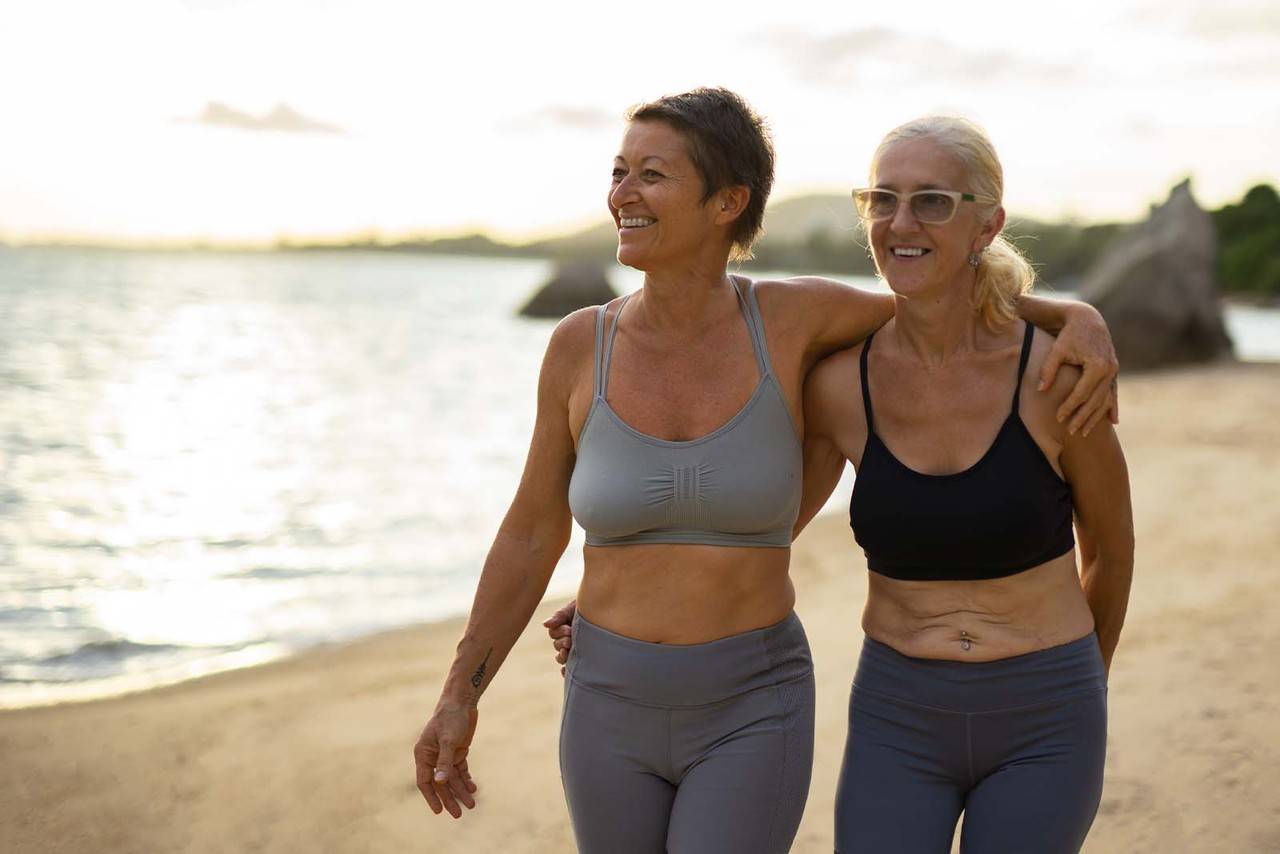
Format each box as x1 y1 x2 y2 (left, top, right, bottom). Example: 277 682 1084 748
960 630 972 651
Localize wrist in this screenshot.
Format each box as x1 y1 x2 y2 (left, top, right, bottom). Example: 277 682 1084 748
437 685 480 711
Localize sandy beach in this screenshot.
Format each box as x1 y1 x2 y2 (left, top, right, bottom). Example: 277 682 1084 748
3 361 1278 854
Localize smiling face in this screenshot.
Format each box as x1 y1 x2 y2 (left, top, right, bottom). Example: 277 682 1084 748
608 120 725 271
868 137 999 299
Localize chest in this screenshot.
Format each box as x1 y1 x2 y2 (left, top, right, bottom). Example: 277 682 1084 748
600 326 765 443
870 367 1021 476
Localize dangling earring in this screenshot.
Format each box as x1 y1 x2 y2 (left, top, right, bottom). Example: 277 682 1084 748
967 250 982 268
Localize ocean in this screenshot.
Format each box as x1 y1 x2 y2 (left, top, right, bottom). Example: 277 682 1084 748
0 246 1274 707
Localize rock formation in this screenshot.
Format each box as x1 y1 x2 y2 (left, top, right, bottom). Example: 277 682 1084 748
1078 180 1233 370
519 261 617 319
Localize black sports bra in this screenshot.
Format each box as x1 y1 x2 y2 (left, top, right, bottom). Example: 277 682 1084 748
848 323 1075 581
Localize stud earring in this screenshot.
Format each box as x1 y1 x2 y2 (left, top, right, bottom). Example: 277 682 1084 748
967 251 982 268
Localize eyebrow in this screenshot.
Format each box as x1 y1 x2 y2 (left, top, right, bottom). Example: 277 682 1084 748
614 155 673 167
874 181 950 192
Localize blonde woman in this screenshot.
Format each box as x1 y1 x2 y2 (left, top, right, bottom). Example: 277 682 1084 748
799 117 1133 853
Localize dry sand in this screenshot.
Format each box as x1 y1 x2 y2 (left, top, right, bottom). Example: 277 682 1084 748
3 362 1278 853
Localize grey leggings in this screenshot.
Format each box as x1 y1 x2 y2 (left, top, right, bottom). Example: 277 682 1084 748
560 611 815 854
836 634 1108 854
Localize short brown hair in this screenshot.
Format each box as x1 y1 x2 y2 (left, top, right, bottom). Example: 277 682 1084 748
627 87 775 260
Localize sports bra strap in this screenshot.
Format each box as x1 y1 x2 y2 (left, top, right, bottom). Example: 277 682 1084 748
736 277 774 379
1012 322 1034 413
598 294 631 398
591 304 607 398
859 331 876 431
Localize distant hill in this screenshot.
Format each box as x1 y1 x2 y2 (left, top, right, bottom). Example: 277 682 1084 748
274 183 1280 298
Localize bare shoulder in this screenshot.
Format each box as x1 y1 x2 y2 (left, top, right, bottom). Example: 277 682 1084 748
752 276 892 359
752 275 858 310
545 305 597 359
539 305 603 395
1025 327 1079 436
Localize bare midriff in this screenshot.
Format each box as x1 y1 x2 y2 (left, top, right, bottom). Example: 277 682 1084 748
862 551 1095 661
577 544 794 644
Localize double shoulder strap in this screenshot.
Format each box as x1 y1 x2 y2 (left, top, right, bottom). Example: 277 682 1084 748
859 321 1036 430
591 277 773 401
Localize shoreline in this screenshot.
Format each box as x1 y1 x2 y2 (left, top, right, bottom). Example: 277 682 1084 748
4 360 1279 853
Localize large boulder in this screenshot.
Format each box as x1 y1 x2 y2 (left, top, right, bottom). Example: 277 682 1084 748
1078 180 1233 370
519 261 617 319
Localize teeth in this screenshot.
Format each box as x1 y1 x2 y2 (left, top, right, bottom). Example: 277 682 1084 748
892 247 926 257
620 217 656 228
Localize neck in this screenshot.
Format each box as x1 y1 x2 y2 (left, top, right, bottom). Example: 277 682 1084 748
889 274 982 366
634 260 736 334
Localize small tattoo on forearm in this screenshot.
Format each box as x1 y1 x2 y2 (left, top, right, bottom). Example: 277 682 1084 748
470 648 493 690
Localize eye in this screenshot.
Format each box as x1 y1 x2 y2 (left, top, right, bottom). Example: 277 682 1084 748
611 167 626 182
914 192 954 219
860 190 897 218
641 169 664 181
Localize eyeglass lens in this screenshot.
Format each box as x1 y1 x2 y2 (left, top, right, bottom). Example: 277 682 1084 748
858 190 956 223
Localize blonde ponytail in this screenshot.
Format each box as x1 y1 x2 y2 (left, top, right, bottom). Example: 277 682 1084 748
972 234 1035 328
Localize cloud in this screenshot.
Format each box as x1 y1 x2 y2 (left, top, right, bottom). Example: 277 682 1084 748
1187 4 1280 39
759 27 1081 88
190 101 345 134
499 105 619 131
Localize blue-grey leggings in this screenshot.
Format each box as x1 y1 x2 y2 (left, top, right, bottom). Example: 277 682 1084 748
560 611 815 854
836 634 1108 854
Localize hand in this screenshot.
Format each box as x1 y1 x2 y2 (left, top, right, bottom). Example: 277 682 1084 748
414 701 479 818
541 599 577 676
1037 303 1119 436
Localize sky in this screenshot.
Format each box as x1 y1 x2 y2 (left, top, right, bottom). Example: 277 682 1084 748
2 0 1277 244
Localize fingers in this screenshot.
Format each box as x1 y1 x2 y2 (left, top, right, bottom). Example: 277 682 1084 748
1068 372 1113 435
552 631 573 665
1081 377 1117 436
1055 358 1105 425
414 743 445 815
1037 344 1066 392
431 742 463 818
548 621 573 668
459 759 478 795
446 765 476 811
541 600 577 630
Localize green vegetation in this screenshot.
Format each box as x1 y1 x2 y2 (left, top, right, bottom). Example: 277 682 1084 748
1211 185 1280 299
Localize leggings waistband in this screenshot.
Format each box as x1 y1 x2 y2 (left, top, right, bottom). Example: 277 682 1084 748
854 634 1106 714
569 611 812 708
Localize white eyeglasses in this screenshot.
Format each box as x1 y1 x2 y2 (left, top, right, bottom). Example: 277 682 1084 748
852 188 998 225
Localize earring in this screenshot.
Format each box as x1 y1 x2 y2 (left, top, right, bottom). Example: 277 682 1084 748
967 251 982 268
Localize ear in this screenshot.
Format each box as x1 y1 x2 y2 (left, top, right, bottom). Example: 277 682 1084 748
713 185 751 227
976 205 1006 251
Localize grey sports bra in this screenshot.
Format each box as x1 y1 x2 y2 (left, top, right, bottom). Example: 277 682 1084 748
568 277 802 548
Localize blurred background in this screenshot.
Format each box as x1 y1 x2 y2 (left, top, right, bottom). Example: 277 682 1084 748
1 0 1277 708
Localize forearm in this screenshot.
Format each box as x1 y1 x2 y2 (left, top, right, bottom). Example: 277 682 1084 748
1081 555 1133 670
439 523 569 706
1015 293 1095 335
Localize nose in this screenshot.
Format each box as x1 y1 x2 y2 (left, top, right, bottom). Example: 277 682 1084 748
887 195 920 233
609 173 640 213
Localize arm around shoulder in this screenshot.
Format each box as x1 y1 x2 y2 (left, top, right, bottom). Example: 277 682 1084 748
754 276 894 363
